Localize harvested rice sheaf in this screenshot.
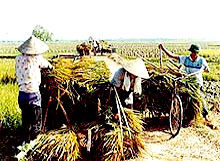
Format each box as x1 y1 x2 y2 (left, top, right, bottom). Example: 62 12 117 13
47 57 111 92
29 125 80 161
28 108 145 161
40 57 111 129
90 108 145 161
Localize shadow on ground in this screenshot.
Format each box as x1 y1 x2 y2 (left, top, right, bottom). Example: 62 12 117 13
143 116 179 143
0 128 23 160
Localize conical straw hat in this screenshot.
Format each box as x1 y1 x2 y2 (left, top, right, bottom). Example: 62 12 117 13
18 35 49 54
122 58 150 79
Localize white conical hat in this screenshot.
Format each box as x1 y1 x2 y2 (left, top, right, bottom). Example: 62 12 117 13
18 35 49 54
122 58 150 79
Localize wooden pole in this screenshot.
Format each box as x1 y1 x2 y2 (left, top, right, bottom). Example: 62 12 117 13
160 48 163 69
42 96 53 132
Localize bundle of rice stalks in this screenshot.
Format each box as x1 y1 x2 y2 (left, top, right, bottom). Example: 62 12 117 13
25 107 145 161
40 57 111 129
90 108 145 161
48 57 110 92
29 126 80 161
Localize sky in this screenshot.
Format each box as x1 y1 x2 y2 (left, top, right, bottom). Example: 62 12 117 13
0 0 220 41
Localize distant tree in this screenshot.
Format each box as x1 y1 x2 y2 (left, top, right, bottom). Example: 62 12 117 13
32 25 53 42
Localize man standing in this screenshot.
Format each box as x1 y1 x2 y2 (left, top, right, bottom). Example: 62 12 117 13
159 43 210 121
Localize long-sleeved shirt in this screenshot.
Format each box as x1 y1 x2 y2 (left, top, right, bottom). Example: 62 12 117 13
15 54 52 93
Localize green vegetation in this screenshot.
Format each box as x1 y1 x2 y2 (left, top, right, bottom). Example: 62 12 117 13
0 59 20 129
0 83 21 129
32 25 53 42
0 43 18 56
0 59 16 83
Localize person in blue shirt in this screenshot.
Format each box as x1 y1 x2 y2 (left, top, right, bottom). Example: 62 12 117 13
159 43 210 121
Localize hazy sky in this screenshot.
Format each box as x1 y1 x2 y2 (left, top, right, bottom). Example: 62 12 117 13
0 0 219 41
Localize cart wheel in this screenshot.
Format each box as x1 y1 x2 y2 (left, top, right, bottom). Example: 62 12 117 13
169 95 183 137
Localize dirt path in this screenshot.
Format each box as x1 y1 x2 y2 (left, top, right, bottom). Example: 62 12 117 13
95 55 220 161
138 119 220 161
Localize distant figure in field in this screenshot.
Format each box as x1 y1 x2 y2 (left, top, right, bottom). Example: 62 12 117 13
76 42 92 56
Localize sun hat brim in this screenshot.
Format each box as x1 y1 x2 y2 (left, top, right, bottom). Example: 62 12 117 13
122 58 150 79
18 35 49 54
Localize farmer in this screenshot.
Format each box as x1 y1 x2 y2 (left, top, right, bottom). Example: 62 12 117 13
15 35 53 142
111 58 150 113
159 43 210 121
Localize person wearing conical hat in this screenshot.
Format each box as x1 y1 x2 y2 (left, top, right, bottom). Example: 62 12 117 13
15 35 53 142
159 43 210 123
111 58 150 113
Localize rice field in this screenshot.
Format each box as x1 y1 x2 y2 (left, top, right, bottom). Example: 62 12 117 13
0 42 77 57
0 41 220 160
0 41 220 129
0 83 21 129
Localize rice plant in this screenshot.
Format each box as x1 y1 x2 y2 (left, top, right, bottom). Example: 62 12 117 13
0 83 21 129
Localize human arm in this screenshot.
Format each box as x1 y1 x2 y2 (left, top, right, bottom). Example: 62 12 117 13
159 44 179 60
38 55 53 69
202 58 210 73
111 68 125 88
201 64 209 73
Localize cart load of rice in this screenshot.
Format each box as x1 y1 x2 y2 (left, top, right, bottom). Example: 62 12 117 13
22 57 145 161
141 69 203 125
109 53 204 125
19 55 203 160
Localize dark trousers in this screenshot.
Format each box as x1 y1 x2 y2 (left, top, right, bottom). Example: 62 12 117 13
18 91 42 142
200 87 208 118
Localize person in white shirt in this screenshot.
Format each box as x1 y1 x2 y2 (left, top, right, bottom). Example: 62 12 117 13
15 35 52 142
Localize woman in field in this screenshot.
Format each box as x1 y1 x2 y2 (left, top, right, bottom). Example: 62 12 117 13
15 35 53 142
